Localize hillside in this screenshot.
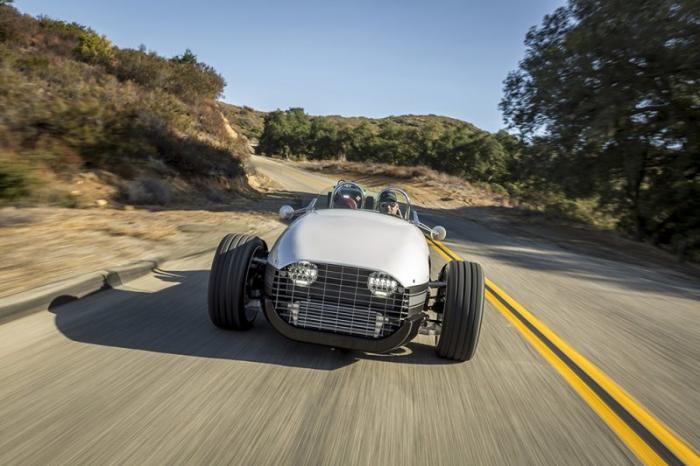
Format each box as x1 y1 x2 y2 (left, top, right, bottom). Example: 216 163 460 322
255 107 518 193
218 103 266 141
324 114 479 132
219 104 483 144
0 5 251 207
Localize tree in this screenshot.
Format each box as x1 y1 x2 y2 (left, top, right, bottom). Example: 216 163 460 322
173 48 198 65
501 0 700 252
258 108 311 157
309 118 342 159
258 110 290 156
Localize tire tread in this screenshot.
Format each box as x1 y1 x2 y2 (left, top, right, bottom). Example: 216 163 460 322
436 260 485 361
207 233 266 330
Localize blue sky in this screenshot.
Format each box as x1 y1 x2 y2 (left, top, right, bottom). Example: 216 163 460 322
18 0 565 131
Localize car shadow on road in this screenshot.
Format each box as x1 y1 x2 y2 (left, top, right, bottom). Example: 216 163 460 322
48 268 455 370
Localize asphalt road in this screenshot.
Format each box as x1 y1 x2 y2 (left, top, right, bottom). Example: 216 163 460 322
1 156 698 465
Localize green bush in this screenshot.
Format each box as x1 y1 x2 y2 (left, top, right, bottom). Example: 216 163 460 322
74 30 114 65
0 159 32 202
105 47 225 103
38 15 86 36
0 4 25 42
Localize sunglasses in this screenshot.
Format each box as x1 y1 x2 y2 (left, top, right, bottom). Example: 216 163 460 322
380 201 398 208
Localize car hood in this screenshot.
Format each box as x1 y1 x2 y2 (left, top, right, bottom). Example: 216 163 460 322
268 209 430 286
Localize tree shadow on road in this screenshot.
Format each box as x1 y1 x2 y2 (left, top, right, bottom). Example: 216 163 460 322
48 268 455 370
418 207 700 301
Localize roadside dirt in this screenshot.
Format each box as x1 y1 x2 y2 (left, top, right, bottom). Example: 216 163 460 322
0 205 282 298
0 167 288 299
298 160 509 210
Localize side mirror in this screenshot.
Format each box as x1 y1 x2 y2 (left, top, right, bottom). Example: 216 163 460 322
279 205 295 220
431 225 447 241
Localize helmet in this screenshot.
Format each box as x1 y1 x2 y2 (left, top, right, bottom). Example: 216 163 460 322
332 182 363 209
378 191 398 204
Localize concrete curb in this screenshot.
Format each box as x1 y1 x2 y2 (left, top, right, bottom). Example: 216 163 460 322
0 249 213 323
0 271 106 322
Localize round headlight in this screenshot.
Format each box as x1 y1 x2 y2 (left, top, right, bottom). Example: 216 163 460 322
285 261 318 286
367 272 398 297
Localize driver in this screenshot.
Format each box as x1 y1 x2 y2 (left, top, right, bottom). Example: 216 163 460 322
332 183 362 209
378 191 402 217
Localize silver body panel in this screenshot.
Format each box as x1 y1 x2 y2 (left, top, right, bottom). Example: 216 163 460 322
268 209 430 287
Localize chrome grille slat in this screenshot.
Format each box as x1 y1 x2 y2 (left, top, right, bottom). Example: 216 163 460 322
280 302 392 334
268 263 417 339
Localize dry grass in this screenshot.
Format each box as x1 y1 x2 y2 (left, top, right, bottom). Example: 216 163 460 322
0 7 254 208
0 206 281 297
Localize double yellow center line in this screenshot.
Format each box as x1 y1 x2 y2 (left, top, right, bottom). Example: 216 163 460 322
427 237 699 466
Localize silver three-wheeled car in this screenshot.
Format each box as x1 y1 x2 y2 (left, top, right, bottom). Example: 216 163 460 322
208 181 484 361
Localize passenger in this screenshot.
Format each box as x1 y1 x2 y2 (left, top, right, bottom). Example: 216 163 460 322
378 191 402 217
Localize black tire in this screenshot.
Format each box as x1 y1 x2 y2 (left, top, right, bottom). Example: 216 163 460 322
207 233 267 330
436 261 485 361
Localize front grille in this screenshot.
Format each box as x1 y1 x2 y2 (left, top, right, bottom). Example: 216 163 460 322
266 263 425 339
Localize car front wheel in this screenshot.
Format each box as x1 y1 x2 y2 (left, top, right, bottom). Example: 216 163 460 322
207 233 267 330
436 261 485 361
